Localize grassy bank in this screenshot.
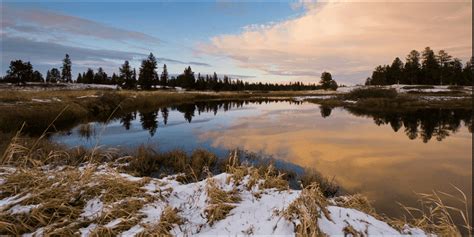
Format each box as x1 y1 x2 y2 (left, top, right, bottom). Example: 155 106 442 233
0 136 470 236
307 87 472 111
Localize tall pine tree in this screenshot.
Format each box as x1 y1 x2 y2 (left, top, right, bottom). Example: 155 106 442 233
61 54 72 83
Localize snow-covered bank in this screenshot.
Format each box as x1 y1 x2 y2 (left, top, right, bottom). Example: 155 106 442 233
337 84 472 94
0 165 428 236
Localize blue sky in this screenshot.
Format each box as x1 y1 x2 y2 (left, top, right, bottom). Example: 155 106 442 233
1 1 304 82
1 1 471 85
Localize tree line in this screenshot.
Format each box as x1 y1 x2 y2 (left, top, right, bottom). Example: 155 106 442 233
1 53 338 91
365 47 473 86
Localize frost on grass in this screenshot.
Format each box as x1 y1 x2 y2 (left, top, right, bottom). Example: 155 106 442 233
0 164 432 236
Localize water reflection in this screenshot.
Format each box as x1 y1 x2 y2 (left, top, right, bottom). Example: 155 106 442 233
53 100 472 222
104 100 472 143
345 108 472 142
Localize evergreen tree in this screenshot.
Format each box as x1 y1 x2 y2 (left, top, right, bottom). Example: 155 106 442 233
32 70 44 82
49 68 61 83
46 70 52 83
5 60 34 85
449 58 463 85
437 50 452 85
61 54 72 83
120 60 136 89
94 67 107 84
76 73 83 83
421 47 439 84
462 57 474 85
84 68 94 84
138 53 157 90
319 71 338 90
404 50 421 84
388 57 404 84
160 64 168 86
176 66 195 89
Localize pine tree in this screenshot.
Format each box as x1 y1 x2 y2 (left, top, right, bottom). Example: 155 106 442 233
76 73 83 83
437 50 452 85
160 64 168 86
421 47 440 85
5 60 34 85
120 60 135 89
61 54 72 83
404 50 421 84
389 57 404 85
49 68 61 83
84 68 94 84
319 71 338 90
138 53 157 90
46 70 52 83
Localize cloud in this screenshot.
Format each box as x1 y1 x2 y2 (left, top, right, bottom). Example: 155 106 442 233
1 5 161 46
156 58 211 67
199 1 472 84
0 36 211 75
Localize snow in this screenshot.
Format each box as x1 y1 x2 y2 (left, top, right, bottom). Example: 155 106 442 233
0 194 31 210
2 168 431 236
80 224 98 237
319 206 401 235
9 204 39 214
80 197 104 220
335 84 472 95
119 225 144 236
76 95 99 99
31 98 51 103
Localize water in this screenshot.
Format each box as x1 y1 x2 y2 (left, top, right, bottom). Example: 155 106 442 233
52 99 472 220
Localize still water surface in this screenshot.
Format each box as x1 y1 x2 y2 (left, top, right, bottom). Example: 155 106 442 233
52 100 472 219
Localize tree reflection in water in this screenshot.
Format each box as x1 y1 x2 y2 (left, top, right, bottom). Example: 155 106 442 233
113 99 471 143
345 107 472 142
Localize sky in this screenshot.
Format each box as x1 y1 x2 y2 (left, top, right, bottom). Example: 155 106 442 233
1 0 472 85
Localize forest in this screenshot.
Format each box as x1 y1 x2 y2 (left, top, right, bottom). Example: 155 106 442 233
0 53 338 91
365 47 473 86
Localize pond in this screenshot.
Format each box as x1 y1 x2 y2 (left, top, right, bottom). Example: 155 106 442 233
52 99 472 220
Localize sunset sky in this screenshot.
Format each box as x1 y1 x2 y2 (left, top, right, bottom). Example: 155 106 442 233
1 0 472 85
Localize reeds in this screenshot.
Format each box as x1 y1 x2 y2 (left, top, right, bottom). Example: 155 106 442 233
398 186 472 236
283 183 331 236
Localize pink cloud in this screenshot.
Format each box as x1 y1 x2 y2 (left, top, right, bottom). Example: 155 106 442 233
199 1 472 84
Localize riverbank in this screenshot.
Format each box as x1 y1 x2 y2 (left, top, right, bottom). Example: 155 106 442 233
0 138 442 236
0 85 471 154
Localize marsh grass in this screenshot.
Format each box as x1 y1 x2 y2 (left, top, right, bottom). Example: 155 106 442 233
344 87 399 100
0 165 152 235
284 183 331 236
204 177 241 226
139 205 184 236
398 187 472 236
401 85 435 90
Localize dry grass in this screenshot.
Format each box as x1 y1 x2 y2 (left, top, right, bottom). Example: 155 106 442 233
204 177 241 226
284 183 331 236
139 205 184 236
125 146 217 182
224 151 289 192
332 194 376 217
398 187 472 236
0 165 151 235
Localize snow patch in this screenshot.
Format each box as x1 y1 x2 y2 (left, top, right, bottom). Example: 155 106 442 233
81 197 104 220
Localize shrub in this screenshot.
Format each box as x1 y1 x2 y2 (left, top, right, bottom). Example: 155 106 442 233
345 87 398 100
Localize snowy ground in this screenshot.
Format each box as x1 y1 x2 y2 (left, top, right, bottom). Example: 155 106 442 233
337 84 472 94
0 165 429 236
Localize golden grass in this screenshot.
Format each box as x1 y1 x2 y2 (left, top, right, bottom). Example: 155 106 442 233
0 165 152 235
139 205 184 236
204 177 241 226
398 187 472 236
284 183 331 237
